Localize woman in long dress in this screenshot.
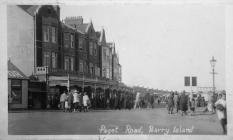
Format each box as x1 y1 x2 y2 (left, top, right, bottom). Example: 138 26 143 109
179 91 188 116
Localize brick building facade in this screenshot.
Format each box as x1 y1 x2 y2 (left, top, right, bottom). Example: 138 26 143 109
7 5 132 109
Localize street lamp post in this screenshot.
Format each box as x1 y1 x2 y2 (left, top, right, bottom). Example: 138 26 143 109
210 56 217 95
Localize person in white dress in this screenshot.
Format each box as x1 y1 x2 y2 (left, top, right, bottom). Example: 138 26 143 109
215 93 227 134
83 92 90 112
60 91 67 111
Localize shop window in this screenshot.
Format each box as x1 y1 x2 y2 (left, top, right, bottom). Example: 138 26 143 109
11 80 22 104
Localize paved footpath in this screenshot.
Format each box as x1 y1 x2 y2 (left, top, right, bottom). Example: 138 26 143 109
8 107 224 135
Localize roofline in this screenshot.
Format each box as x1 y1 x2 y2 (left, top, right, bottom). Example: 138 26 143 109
8 77 29 80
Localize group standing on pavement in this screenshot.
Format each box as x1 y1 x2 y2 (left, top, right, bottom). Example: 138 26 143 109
60 90 90 113
164 90 227 134
59 89 135 112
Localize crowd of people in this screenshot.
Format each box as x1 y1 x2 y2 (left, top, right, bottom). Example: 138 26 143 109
50 88 227 134
58 89 136 112
60 90 90 112
165 90 227 134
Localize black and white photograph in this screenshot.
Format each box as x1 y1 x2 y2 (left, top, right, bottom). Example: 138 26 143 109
1 0 233 140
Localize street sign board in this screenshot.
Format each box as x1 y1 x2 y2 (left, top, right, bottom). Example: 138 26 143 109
184 76 190 86
192 76 197 86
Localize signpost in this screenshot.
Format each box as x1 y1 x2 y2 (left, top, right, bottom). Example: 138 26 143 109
184 76 197 94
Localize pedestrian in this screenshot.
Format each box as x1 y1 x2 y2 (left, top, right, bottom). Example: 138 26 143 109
197 94 201 107
72 90 79 112
67 91 73 112
83 92 90 112
215 93 227 134
65 97 69 112
179 91 188 116
190 98 196 116
207 94 214 113
157 97 161 105
77 91 82 112
106 98 110 109
212 93 218 113
173 92 179 114
60 91 67 112
167 92 174 114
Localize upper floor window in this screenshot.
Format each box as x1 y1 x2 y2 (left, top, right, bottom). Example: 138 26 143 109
79 38 83 50
51 52 57 68
83 61 87 73
94 43 97 56
70 34 74 48
43 51 50 67
43 25 49 42
51 27 57 43
43 25 57 43
64 56 69 71
95 66 100 77
70 57 74 71
89 42 93 55
89 63 95 75
79 60 83 72
64 33 70 48
102 68 106 78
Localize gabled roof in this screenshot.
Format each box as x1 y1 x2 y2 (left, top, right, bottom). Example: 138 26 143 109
76 23 89 34
77 21 96 34
61 22 76 32
62 22 84 34
18 5 40 16
99 28 107 44
8 60 28 79
18 5 59 16
96 31 101 39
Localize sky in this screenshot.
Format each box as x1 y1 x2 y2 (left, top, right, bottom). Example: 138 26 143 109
60 4 225 91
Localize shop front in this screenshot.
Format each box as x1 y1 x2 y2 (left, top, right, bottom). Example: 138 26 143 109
8 60 29 110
